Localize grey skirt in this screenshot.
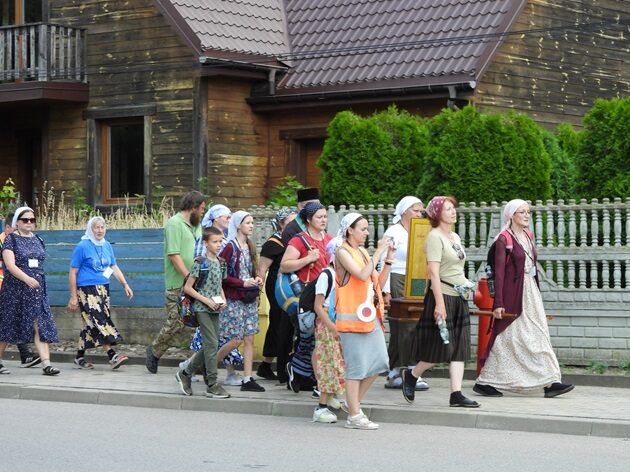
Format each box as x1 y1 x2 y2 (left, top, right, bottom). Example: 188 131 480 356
339 326 389 380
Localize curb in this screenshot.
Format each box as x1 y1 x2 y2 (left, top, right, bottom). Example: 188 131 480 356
1 383 629 439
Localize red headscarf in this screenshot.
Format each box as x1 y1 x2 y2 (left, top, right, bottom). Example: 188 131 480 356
425 196 448 223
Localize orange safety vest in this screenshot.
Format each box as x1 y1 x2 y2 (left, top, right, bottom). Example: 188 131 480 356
335 243 384 333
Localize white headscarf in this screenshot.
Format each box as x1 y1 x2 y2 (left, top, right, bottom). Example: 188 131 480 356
81 216 107 246
227 210 251 242
495 199 529 240
326 236 342 263
337 212 364 240
201 204 231 228
11 206 34 229
393 196 423 224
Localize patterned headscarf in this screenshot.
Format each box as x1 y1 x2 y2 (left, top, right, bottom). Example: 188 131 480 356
299 201 325 224
393 196 423 224
337 212 364 240
81 216 107 246
226 210 251 242
201 204 231 228
326 236 342 263
425 196 448 223
11 206 34 229
496 199 529 240
271 207 297 237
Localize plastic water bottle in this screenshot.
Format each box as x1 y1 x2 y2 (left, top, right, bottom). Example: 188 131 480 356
437 318 450 345
290 273 304 295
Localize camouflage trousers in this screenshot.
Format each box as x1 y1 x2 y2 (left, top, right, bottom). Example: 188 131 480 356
151 289 194 359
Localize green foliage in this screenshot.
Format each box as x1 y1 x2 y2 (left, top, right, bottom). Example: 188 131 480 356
587 360 608 375
266 176 305 207
576 98 630 199
0 178 18 218
69 182 93 217
318 106 428 205
197 176 209 196
620 359 630 373
542 129 577 201
555 123 581 161
417 106 552 202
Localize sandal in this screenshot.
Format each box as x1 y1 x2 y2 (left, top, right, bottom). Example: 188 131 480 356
42 366 61 376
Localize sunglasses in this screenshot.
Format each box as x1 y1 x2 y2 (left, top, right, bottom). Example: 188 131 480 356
452 243 465 260
18 218 36 224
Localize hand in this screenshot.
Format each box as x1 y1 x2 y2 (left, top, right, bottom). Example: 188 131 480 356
68 297 79 312
253 276 263 286
307 249 320 263
386 244 396 260
433 305 446 322
206 298 220 310
243 278 258 288
493 307 504 319
25 276 40 289
326 323 339 339
375 237 389 253
124 285 134 300
383 293 392 306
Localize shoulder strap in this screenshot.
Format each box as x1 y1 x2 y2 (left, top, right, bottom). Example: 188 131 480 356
323 268 333 300
500 230 513 251
268 235 284 248
296 232 312 251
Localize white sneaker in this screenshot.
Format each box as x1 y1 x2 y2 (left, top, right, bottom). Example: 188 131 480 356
223 372 243 386
416 377 429 391
344 413 379 430
384 375 402 388
312 407 337 423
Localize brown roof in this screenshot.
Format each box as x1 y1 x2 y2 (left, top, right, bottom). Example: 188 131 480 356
159 0 527 95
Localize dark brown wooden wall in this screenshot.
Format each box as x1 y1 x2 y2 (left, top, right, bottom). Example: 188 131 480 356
49 0 196 200
475 0 630 129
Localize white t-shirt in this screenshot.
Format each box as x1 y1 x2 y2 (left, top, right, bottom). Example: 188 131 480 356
315 266 335 309
381 223 408 293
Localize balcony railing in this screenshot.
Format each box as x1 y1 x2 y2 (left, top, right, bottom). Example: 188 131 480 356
0 23 87 83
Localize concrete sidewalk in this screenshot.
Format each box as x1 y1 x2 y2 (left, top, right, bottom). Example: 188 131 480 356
1 358 629 439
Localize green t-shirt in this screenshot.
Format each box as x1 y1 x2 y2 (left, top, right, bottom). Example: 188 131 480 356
425 229 468 297
190 257 227 313
164 212 201 290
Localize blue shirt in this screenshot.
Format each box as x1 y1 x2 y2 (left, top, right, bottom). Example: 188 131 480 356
70 239 117 287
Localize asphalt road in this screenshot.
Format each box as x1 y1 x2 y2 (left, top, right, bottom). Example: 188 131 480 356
2 398 629 471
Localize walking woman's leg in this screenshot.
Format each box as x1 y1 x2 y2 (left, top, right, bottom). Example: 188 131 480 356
449 361 464 392
345 379 361 416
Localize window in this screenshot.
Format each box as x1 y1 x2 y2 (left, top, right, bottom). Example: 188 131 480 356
0 0 43 26
100 119 145 202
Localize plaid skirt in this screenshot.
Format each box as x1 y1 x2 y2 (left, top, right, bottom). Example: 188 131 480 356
411 290 471 363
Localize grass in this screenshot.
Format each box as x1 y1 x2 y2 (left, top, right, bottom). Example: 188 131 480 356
587 360 609 375
620 359 630 373
30 182 175 230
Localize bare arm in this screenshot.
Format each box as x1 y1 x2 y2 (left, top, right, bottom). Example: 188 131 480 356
335 239 389 282
168 253 189 278
258 255 273 283
111 265 133 300
68 267 79 311
314 293 338 337
280 245 318 273
428 261 446 321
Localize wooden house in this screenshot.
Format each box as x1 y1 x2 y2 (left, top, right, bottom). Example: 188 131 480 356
0 0 627 209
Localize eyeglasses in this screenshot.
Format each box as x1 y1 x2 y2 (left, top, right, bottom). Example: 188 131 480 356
514 210 531 216
18 218 36 224
452 243 465 260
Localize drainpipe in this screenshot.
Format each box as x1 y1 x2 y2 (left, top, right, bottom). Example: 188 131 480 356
447 85 459 111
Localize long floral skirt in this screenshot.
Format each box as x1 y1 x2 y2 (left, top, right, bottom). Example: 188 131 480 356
77 285 122 350
313 319 345 395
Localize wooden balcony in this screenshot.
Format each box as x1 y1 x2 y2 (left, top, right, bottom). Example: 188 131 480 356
0 23 88 104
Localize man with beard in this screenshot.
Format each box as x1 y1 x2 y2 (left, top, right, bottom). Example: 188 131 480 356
146 190 206 373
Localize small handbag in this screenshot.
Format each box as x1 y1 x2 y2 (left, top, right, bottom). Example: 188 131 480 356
176 261 209 328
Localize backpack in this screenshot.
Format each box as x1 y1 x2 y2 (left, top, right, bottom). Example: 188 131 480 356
485 229 533 297
274 232 314 316
299 267 333 314
176 259 210 328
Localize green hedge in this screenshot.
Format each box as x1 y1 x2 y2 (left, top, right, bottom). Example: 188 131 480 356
575 98 630 199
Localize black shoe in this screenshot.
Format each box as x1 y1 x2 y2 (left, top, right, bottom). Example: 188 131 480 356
256 362 278 380
286 362 300 393
145 345 159 374
450 391 480 408
241 377 266 392
402 368 417 403
20 354 42 368
175 369 193 396
544 382 574 398
42 365 61 376
473 383 503 397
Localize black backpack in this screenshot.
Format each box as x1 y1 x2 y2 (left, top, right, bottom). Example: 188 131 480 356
485 229 532 297
298 268 333 314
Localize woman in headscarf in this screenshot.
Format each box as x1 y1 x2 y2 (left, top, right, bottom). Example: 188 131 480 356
0 207 61 376
218 211 265 392
334 212 394 429
280 201 332 393
402 196 479 408
68 216 133 370
474 199 574 398
381 196 429 391
257 207 297 382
